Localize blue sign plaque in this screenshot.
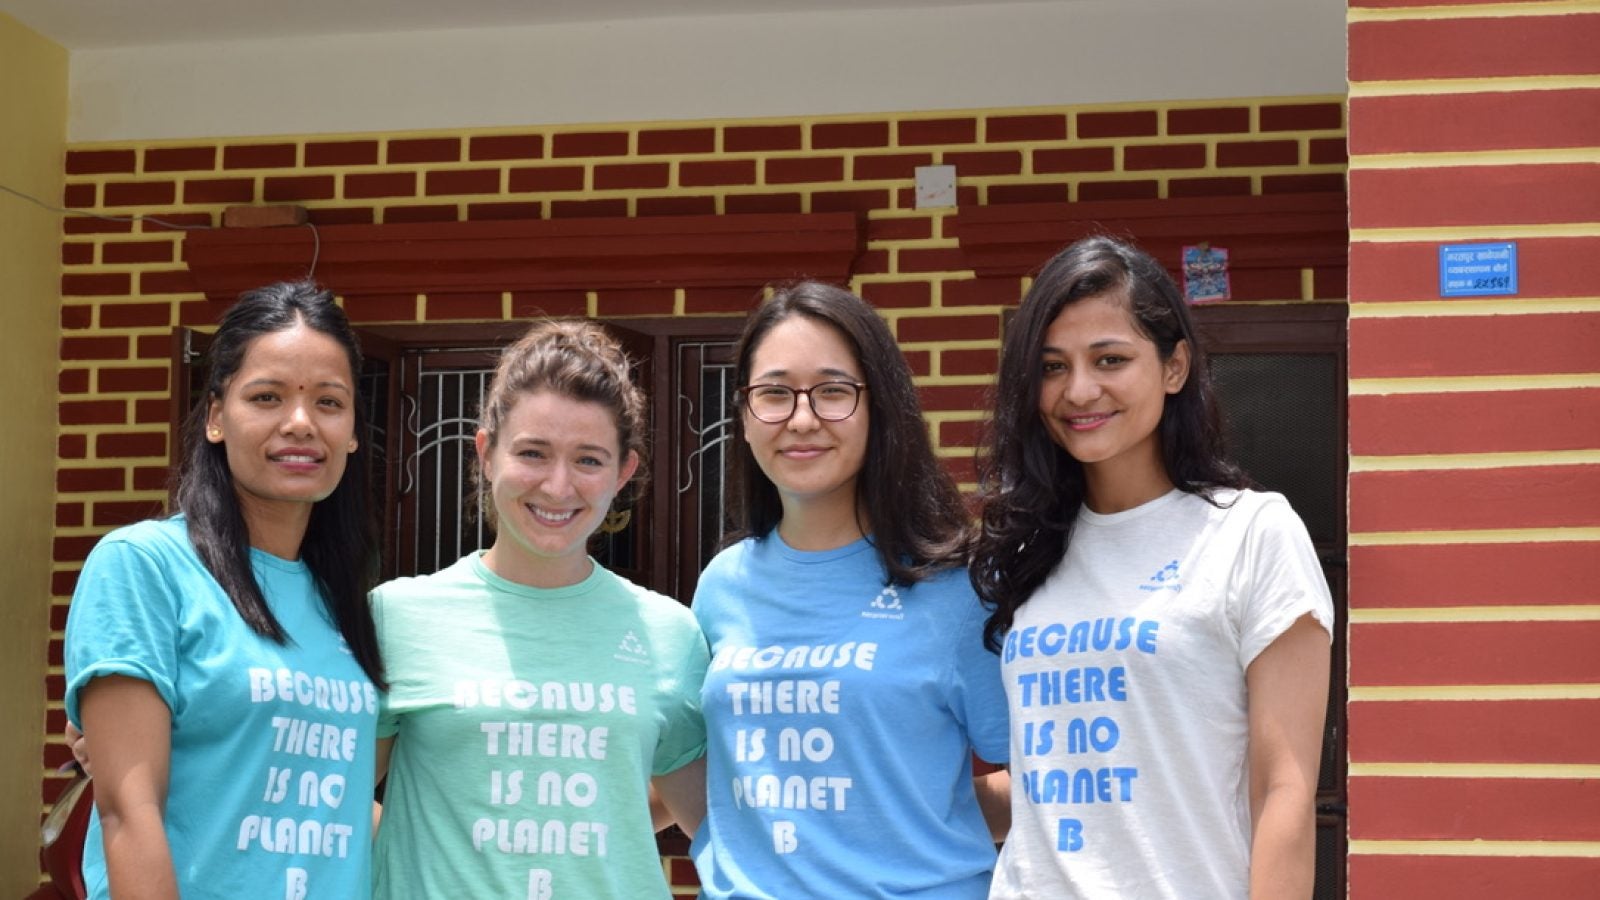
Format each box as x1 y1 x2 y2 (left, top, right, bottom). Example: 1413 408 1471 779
1439 242 1518 298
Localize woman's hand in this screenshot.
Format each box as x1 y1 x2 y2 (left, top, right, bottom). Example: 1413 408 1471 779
64 720 92 777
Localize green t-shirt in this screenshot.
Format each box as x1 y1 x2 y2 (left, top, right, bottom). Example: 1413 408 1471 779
373 553 707 899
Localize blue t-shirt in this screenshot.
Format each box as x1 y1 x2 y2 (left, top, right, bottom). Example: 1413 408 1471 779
690 533 1008 899
64 516 378 900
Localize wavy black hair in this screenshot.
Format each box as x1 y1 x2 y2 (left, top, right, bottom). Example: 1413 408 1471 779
175 281 385 688
970 235 1247 651
728 281 970 585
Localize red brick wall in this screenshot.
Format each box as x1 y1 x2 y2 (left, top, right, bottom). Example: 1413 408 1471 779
1346 2 1600 896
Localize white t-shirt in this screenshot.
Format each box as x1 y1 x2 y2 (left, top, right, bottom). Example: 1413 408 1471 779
989 489 1333 900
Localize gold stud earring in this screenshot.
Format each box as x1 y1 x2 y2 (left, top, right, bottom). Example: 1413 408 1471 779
207 428 222 440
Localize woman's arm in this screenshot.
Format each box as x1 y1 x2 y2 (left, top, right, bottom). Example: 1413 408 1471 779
650 755 707 838
79 675 179 900
1245 613 1330 900
973 768 1011 842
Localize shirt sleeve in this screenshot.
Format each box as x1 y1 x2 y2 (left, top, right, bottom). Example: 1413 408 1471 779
1232 494 1335 670
64 532 183 726
944 578 1010 764
652 606 710 776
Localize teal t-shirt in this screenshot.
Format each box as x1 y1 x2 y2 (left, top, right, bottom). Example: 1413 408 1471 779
690 534 1009 899
373 552 708 900
64 516 378 900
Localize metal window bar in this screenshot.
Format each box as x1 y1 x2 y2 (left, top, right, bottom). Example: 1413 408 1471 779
405 366 494 575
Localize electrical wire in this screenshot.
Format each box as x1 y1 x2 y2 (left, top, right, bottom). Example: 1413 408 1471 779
3 180 322 279
1 181 215 230
305 220 320 280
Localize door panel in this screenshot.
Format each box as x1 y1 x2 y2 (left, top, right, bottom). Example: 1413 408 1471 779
1196 302 1348 900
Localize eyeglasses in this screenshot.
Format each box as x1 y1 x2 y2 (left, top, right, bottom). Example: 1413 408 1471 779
737 381 867 424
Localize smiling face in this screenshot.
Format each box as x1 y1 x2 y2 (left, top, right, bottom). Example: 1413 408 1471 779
206 321 359 538
476 390 639 588
741 315 870 518
1036 289 1190 510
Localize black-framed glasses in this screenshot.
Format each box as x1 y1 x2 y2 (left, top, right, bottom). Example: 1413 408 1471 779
736 381 867 424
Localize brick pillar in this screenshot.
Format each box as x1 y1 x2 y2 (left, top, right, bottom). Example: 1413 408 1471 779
1345 3 1600 896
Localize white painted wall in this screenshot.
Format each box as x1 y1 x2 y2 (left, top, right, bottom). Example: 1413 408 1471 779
68 0 1346 142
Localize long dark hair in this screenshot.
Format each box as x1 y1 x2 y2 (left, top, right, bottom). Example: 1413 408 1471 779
174 281 384 688
729 281 969 585
970 235 1247 650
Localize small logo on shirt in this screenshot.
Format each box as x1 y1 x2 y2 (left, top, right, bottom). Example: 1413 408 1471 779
862 586 905 620
1138 560 1183 593
613 630 650 664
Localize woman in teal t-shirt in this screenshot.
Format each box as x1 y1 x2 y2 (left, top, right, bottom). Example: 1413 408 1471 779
65 282 386 900
370 321 708 899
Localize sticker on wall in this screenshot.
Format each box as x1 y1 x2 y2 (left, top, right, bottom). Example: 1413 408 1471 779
1439 242 1518 298
1181 244 1231 303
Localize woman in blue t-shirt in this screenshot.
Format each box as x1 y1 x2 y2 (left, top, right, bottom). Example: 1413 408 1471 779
64 282 386 900
689 281 1011 899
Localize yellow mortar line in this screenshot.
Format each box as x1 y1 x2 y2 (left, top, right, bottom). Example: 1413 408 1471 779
1350 148 1600 168
1349 75 1600 97
913 376 993 388
48 490 166 503
62 263 189 275
1350 833 1600 864
924 411 986 424
1349 762 1600 779
1350 527 1600 546
55 429 170 441
1351 298 1600 317
1352 224 1600 242
1350 451 1600 472
972 163 1347 184
1349 373 1600 394
874 236 959 250
70 360 180 371
1349 684 1600 701
64 234 183 243
1349 606 1600 624
1349 1 1600 21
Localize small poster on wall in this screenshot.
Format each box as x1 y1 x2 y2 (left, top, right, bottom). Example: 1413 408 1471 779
1439 241 1518 297
1181 244 1230 303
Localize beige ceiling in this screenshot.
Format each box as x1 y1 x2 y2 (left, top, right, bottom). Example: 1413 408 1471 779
2 0 1068 49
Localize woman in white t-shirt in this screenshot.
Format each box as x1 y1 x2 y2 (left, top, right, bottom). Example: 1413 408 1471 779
971 235 1333 899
